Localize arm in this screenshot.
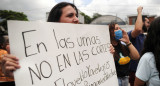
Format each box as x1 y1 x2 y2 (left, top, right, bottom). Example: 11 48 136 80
120 29 140 60
134 77 145 86
127 42 140 60
131 6 143 38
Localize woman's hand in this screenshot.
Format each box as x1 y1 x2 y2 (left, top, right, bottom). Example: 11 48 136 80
1 45 20 77
109 44 115 54
119 29 130 44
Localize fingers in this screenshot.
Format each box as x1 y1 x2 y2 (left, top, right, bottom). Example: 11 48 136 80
119 38 125 43
119 38 130 44
137 6 143 13
121 29 127 35
3 54 19 63
5 66 17 71
6 45 10 54
1 54 20 77
5 66 15 77
109 44 115 54
4 58 20 69
138 6 143 10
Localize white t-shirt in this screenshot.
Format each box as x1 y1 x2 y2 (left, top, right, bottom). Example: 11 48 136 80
136 52 160 86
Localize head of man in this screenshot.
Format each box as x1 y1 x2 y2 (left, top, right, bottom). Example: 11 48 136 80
142 16 150 32
47 2 79 24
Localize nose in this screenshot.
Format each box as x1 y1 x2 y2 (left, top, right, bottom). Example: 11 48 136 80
73 16 79 24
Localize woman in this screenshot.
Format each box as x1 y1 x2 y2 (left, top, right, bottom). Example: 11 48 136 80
47 2 79 23
2 1 115 82
109 22 140 86
134 17 160 86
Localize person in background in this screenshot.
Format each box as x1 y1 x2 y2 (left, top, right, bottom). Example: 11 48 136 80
1 1 115 85
134 17 160 86
128 6 150 86
109 22 140 86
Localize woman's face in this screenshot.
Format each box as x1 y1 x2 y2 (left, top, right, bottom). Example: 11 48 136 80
114 24 121 32
59 5 79 24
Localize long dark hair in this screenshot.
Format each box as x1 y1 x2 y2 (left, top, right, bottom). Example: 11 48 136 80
47 2 78 22
141 17 160 78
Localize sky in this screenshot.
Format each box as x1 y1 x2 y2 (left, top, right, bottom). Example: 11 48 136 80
0 0 160 21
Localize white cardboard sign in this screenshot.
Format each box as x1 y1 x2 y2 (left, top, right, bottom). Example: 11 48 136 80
8 21 118 86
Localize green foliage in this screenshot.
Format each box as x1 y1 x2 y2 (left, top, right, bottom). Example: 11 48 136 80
0 10 28 33
80 12 92 24
80 12 102 24
92 13 102 21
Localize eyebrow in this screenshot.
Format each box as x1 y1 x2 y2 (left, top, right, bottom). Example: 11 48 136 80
66 13 74 16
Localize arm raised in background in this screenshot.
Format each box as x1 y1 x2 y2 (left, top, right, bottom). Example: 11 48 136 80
131 6 143 38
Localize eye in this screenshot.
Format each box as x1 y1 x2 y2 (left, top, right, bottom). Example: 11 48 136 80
67 13 73 18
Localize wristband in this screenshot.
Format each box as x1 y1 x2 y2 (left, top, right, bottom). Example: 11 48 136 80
126 42 132 47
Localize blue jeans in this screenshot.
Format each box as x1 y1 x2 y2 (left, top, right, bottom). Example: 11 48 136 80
118 76 129 86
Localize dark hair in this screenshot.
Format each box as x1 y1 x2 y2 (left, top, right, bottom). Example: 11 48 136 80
142 16 149 32
141 17 160 78
135 15 148 23
142 16 148 22
109 22 117 45
47 2 78 22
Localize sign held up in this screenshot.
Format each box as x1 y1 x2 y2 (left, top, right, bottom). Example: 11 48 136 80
8 21 118 86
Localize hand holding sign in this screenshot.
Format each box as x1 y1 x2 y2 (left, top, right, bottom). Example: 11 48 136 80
1 52 20 77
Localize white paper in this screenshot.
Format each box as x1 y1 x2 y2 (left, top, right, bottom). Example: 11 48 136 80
8 21 118 86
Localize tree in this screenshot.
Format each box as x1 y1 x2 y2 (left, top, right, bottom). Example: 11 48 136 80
92 13 102 21
80 12 92 24
80 12 102 24
0 10 28 34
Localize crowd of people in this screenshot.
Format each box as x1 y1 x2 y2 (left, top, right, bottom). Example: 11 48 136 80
0 2 160 86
